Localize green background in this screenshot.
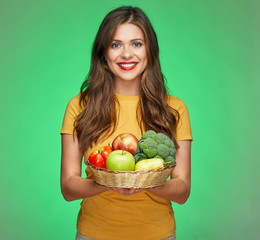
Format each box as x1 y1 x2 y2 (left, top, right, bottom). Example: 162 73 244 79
1 0 259 239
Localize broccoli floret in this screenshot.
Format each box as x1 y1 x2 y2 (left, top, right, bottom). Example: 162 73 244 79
141 130 156 140
164 156 176 166
164 138 175 149
135 130 176 166
139 138 158 158
153 133 168 144
135 140 144 155
157 144 170 159
169 147 176 157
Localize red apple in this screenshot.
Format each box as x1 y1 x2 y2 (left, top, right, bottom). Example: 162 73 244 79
112 133 139 156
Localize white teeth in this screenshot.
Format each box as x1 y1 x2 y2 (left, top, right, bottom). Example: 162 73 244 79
118 63 137 67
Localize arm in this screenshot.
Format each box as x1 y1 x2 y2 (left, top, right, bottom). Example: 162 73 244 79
60 134 107 202
146 140 191 204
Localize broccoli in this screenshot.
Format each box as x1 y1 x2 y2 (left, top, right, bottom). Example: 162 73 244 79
134 130 176 165
164 156 175 166
157 144 170 159
134 152 148 162
139 138 158 157
141 130 157 140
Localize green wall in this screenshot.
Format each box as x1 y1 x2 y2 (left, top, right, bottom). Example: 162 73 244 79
1 0 259 239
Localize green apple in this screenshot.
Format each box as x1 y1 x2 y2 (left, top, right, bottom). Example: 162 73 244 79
106 150 135 171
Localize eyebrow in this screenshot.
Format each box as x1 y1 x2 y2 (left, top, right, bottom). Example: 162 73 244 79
112 38 144 42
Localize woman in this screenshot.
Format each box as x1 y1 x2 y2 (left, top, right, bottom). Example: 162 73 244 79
60 6 192 240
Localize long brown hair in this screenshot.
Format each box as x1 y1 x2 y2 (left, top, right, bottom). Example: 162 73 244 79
75 6 179 152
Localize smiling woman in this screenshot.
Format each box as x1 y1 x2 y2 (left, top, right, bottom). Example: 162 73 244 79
60 6 192 240
105 23 148 92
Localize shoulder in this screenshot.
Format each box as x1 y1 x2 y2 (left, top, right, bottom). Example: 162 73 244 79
65 93 86 115
167 95 193 141
167 95 191 121
67 92 81 105
167 95 187 110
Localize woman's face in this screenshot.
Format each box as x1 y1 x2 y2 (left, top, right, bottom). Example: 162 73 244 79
105 23 147 86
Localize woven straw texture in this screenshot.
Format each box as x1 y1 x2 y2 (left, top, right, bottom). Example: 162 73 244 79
87 160 175 189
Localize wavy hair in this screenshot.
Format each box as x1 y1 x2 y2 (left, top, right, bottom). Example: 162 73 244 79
75 6 179 152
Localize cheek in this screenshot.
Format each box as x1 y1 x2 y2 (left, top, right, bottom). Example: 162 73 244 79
105 55 114 69
141 52 148 68
106 61 115 74
105 54 118 73
106 51 118 63
139 49 147 62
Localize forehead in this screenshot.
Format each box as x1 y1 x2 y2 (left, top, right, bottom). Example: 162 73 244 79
113 23 144 41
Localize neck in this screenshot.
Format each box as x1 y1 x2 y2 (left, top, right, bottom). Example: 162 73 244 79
114 79 140 96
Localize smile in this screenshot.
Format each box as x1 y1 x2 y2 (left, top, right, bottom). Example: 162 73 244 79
117 62 138 71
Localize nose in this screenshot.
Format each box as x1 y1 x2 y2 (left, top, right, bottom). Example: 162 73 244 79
121 45 133 59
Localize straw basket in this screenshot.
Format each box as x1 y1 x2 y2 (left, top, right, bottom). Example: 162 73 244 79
87 160 176 189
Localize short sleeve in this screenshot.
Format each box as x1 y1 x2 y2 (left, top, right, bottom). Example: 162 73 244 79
60 94 83 135
168 95 193 141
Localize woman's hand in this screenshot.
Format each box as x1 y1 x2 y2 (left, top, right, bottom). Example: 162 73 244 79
109 187 143 196
146 140 191 204
61 134 108 201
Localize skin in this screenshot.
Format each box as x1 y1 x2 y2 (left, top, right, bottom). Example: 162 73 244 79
61 134 191 203
107 140 191 202
61 23 191 204
105 23 147 95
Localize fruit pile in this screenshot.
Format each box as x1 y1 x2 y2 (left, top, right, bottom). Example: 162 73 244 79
88 130 176 172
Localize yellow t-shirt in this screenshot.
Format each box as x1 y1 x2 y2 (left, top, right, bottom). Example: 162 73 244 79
60 93 193 240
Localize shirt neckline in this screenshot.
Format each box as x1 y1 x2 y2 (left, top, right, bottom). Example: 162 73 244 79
114 93 140 101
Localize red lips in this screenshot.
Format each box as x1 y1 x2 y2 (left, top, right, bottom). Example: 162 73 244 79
117 62 138 71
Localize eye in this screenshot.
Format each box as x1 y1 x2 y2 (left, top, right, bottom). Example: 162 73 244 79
111 43 120 48
133 42 142 47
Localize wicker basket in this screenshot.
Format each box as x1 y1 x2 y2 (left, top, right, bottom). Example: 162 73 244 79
87 160 176 189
